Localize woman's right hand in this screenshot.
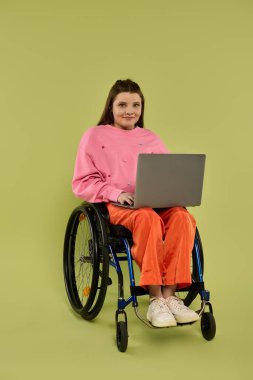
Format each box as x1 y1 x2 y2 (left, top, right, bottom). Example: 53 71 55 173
117 192 135 205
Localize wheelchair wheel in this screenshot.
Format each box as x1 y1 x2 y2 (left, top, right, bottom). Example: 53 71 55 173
201 312 216 340
63 204 109 320
177 227 204 307
116 321 128 352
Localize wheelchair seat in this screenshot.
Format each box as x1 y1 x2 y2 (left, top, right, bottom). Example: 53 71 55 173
63 201 216 352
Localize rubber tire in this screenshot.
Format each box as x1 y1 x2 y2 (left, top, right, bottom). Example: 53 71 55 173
116 321 128 352
201 312 216 341
63 204 109 320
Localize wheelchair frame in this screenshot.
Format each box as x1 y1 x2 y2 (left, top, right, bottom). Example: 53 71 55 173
63 202 216 352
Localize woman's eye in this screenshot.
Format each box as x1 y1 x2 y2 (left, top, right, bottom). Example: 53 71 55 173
117 103 140 108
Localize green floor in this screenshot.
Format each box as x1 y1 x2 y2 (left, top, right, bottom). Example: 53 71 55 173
1 235 252 380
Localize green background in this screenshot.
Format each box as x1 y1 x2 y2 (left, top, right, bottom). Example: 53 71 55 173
0 0 252 378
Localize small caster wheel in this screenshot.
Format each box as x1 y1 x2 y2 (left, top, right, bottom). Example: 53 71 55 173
116 321 128 352
201 312 216 341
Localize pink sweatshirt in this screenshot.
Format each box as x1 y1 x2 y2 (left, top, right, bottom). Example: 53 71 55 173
72 124 169 202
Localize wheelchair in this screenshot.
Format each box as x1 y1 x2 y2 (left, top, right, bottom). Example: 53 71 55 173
63 202 216 352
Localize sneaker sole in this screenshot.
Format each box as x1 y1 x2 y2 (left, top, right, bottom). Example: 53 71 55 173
174 314 199 324
147 315 177 328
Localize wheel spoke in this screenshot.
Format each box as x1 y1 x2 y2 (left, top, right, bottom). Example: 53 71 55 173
64 205 109 320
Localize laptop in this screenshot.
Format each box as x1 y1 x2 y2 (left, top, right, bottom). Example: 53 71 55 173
111 153 206 209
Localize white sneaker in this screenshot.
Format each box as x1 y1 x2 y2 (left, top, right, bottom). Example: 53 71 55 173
166 296 199 324
147 298 177 328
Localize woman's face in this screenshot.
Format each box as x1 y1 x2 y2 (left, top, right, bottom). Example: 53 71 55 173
112 92 142 130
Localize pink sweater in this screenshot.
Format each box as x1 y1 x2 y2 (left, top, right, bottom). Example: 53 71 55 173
72 124 169 202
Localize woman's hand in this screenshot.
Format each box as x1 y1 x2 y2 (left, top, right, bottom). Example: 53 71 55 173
117 192 135 205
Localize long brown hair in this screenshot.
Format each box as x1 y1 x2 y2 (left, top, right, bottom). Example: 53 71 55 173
97 79 145 128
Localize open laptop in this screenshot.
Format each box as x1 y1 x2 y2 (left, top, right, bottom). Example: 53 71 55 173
111 153 206 209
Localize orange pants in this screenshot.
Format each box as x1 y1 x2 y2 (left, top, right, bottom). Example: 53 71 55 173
106 204 196 288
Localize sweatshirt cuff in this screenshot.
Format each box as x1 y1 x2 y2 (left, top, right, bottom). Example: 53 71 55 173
107 188 123 202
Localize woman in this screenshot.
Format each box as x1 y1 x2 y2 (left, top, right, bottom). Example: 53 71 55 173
72 79 199 328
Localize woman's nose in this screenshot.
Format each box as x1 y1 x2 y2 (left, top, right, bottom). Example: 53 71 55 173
125 108 134 115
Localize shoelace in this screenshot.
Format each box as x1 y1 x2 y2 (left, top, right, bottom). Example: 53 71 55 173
168 297 189 312
151 298 169 313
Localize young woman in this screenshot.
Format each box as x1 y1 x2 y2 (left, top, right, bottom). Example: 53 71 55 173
72 79 199 328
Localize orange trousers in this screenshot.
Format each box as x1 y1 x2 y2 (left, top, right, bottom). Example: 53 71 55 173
106 204 196 289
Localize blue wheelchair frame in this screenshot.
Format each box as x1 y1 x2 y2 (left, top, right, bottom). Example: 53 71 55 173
108 231 211 328
63 201 216 352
